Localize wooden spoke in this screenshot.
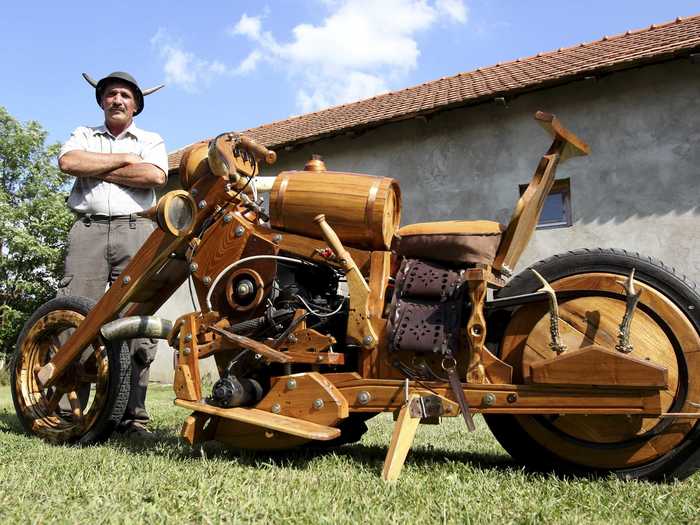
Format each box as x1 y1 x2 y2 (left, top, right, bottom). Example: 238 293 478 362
44 390 62 416
67 391 83 422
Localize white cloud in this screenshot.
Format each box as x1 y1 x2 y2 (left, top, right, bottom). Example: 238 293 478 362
151 1 467 107
436 0 468 23
151 29 231 92
230 13 262 40
231 0 467 111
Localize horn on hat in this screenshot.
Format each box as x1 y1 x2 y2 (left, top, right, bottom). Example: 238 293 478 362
82 72 98 87
82 72 164 95
142 84 165 96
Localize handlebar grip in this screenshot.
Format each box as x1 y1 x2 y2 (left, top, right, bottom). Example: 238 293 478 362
237 135 277 165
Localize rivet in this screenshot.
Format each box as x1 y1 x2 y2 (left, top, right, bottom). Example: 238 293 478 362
287 334 298 344
223 214 233 223
189 262 199 273
169 252 177 258
122 276 131 284
362 335 374 347
272 234 282 244
190 188 198 196
198 200 207 209
313 398 324 410
286 378 297 390
235 225 245 237
184 334 193 343
183 347 191 356
271 403 281 414
316 355 324 362
507 393 518 403
357 391 371 405
203 276 212 286
482 393 496 407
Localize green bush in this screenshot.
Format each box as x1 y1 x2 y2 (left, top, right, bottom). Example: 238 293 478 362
0 106 72 356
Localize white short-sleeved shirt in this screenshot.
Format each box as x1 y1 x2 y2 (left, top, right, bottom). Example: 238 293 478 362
59 122 168 215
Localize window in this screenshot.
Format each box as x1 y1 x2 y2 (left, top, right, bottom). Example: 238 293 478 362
519 178 572 229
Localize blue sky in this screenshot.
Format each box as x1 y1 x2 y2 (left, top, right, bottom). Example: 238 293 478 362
2 1 699 152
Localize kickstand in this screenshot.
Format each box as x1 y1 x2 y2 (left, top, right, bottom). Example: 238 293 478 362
381 393 421 481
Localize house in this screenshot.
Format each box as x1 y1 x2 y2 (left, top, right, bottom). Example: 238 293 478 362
152 14 700 381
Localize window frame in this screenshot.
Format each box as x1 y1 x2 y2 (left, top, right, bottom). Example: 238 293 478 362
518 178 572 230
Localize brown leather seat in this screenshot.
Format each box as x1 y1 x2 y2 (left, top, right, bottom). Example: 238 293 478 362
392 220 504 265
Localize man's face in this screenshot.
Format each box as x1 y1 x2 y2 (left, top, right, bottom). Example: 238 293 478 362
100 81 138 126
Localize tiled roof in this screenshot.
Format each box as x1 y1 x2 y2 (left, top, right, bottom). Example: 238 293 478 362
168 14 700 171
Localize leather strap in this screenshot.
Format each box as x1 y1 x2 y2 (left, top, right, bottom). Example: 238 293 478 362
446 365 476 432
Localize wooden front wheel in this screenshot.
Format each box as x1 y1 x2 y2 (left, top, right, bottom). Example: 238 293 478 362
11 296 131 444
485 249 700 480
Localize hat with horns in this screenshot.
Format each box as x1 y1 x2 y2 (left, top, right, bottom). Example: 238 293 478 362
82 72 164 116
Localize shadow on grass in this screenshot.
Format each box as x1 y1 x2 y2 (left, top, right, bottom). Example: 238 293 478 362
106 422 560 480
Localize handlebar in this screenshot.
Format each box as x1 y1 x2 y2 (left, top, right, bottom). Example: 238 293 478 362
237 135 277 165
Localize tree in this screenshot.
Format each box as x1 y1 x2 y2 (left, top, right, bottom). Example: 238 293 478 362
0 106 73 357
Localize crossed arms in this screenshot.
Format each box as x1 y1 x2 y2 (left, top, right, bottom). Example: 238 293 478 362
59 151 166 188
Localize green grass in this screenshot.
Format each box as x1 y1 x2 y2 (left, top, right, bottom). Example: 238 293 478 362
1 386 699 524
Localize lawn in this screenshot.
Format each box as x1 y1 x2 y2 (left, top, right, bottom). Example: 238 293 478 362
1 384 699 524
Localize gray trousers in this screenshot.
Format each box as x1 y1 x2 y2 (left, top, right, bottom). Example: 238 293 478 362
59 215 157 426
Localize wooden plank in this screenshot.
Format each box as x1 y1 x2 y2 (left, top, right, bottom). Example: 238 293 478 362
382 395 421 481
174 399 341 441
529 345 668 388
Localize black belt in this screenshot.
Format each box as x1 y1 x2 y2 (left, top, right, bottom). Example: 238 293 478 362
76 213 145 227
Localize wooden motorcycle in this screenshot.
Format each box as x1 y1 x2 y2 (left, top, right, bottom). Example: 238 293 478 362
12 112 700 481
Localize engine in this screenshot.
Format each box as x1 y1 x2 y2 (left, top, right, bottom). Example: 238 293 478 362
210 259 348 408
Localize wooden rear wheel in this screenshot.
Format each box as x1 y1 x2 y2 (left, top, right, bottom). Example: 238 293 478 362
485 249 700 480
11 296 131 445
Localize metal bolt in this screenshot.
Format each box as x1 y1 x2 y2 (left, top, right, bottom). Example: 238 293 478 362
316 355 324 362
357 391 371 405
203 276 212 286
198 200 207 209
471 325 483 336
235 225 245 237
169 252 177 258
184 334 193 343
287 334 298 344
183 347 191 356
362 335 374 347
189 262 199 273
313 398 325 410
507 393 518 404
122 275 131 284
190 188 198 196
272 234 282 244
223 214 233 223
482 393 496 407
286 378 297 390
271 403 281 414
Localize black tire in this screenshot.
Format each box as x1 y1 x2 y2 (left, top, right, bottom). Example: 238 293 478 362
11 296 131 445
484 248 700 480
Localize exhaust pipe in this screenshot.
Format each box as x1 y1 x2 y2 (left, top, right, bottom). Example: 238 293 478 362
101 316 173 341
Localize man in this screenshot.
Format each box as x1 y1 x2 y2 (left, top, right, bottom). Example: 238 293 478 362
58 71 167 436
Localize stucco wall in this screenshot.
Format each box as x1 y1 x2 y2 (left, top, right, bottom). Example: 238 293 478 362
267 58 699 281
150 58 700 382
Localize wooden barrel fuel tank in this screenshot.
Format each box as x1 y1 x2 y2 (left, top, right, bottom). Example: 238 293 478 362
269 171 401 251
